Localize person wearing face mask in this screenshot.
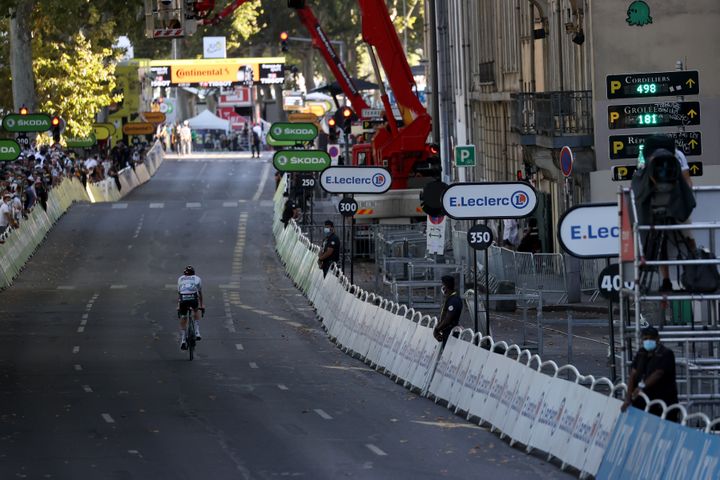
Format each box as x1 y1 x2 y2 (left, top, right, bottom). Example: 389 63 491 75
433 275 463 346
622 325 679 421
317 220 340 277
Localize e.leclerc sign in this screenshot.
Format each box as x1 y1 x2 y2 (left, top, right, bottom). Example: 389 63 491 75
273 150 331 172
557 203 618 258
269 122 318 142
320 166 392 194
441 182 538 219
2 114 52 133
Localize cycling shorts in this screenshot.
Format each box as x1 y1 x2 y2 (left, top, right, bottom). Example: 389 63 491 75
179 298 199 316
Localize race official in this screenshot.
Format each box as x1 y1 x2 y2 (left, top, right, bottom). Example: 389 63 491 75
318 220 340 277
434 275 463 346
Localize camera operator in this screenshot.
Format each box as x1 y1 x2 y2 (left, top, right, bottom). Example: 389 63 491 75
633 136 697 292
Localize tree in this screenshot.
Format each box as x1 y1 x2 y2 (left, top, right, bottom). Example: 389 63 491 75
34 32 122 138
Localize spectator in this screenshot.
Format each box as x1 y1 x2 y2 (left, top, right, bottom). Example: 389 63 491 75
180 121 192 155
622 325 679 421
518 218 541 253
1 192 18 234
251 123 262 158
433 275 463 346
280 195 300 228
317 220 340 277
502 219 520 249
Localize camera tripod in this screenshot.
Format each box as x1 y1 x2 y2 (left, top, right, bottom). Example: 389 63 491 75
638 213 692 294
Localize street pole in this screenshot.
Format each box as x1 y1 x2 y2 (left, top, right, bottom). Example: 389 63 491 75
343 131 349 166
607 257 617 381
485 220 491 336
350 194 355 284
474 247 478 333
341 215 346 274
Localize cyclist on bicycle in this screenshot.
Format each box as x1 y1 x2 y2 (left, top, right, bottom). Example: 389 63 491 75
177 265 204 350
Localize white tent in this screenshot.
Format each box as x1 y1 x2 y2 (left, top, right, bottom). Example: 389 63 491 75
185 110 230 131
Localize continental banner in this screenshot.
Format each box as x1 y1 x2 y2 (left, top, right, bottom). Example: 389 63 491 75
149 57 285 88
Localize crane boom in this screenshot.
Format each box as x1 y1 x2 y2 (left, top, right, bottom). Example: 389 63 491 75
291 4 370 115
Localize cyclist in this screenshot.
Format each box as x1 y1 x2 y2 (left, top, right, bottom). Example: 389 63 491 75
177 265 204 350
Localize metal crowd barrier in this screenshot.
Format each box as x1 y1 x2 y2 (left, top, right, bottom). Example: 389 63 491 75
273 174 720 479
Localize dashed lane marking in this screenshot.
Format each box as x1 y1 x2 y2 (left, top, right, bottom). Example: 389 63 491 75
101 413 115 424
249 362 258 369
278 384 289 391
82 314 89 319
186 202 201 208
271 315 286 321
77 326 85 333
314 409 333 420
252 163 270 201
82 385 93 393
80 319 87 326
57 286 76 290
149 203 164 209
74 364 82 371
110 284 127 289
112 203 128 209
228 325 236 333
223 201 239 207
235 344 244 351
366 444 388 457
287 321 303 328
72 346 80 354
164 284 176 290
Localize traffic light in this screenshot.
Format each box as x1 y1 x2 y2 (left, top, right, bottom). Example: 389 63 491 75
19 106 28 115
51 116 61 143
341 106 353 135
327 117 338 143
280 31 289 53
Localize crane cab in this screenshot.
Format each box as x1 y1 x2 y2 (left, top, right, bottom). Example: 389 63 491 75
144 0 198 38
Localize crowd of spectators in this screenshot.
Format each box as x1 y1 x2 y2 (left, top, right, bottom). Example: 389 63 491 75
156 122 264 153
0 141 148 241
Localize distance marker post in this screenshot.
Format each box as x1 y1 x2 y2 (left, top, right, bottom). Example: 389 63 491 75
338 196 358 282
467 223 493 335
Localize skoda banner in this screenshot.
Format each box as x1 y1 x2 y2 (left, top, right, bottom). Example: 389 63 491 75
558 203 618 258
441 182 538 219
320 166 392 194
273 150 331 172
0 139 21 161
2 113 52 133
268 122 318 142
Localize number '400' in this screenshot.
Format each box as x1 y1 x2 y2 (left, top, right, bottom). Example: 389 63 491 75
601 275 634 291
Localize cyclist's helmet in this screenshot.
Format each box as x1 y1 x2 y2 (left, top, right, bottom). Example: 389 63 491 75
183 265 195 276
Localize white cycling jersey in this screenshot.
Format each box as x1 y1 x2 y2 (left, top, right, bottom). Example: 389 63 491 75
178 275 202 299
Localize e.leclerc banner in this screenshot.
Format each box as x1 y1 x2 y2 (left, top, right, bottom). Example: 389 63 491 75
557 203 618 258
441 182 538 219
273 150 331 172
320 166 392 194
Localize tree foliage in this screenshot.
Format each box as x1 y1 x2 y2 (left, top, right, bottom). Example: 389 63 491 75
35 32 122 137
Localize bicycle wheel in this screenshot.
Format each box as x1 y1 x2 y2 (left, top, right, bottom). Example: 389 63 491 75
187 316 196 361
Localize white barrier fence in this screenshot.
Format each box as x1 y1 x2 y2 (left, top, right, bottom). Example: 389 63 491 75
0 177 89 289
1 142 165 289
86 141 165 203
272 178 720 478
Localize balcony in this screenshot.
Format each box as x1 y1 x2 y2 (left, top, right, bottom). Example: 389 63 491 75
511 90 594 149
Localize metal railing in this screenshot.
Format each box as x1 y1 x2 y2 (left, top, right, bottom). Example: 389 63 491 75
511 90 593 137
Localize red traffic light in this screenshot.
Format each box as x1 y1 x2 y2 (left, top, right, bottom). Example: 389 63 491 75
341 107 353 119
328 117 336 127
280 31 289 41
51 116 61 127
19 106 29 115
428 143 440 155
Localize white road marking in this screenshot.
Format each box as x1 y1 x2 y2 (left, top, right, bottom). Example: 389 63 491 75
287 321 303 328
223 201 239 207
249 362 258 369
72 346 80 354
80 319 87 326
110 285 127 289
77 326 85 333
252 163 270 201
82 313 89 319
366 444 388 456
85 304 93 309
82 385 93 393
128 450 141 455
271 315 286 321
238 199 247 203
164 284 177 289
254 309 270 315
149 203 164 209
235 344 244 350
57 286 75 290
112 203 128 209
227 325 236 333
314 409 333 420
278 384 289 391
74 364 82 371
101 413 115 424
186 202 202 208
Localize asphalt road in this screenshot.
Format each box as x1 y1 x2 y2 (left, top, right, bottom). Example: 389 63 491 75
0 152 571 479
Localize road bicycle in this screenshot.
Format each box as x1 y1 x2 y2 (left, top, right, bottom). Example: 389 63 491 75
182 307 205 361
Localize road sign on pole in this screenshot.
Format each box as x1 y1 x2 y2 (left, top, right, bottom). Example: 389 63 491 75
560 146 574 177
269 122 318 142
454 145 476 167
320 166 392 194
273 150 331 172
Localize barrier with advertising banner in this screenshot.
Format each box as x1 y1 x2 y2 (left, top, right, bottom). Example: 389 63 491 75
272 174 719 479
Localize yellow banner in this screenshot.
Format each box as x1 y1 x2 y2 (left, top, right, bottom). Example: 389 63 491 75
148 57 285 86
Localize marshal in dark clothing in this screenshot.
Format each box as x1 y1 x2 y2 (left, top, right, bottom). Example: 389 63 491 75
434 275 463 346
317 220 341 277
